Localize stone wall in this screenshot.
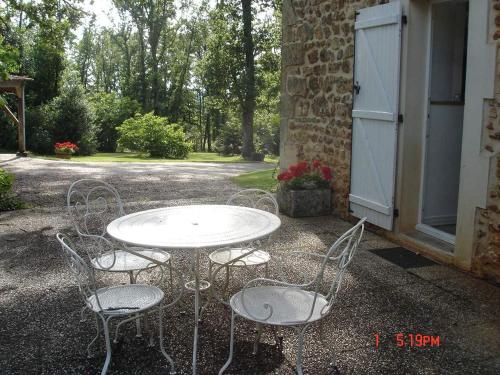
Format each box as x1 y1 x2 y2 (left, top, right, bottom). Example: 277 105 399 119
472 0 500 283
280 0 387 217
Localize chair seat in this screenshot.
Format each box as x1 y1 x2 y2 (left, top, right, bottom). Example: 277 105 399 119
91 249 170 272
209 248 270 267
87 284 164 315
230 286 329 326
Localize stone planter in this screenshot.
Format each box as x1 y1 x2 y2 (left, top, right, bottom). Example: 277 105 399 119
277 188 331 217
55 153 72 159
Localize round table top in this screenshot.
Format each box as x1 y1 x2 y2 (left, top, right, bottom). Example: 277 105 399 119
107 204 281 250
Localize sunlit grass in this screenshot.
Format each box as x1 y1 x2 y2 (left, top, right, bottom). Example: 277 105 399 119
31 152 277 164
232 168 278 192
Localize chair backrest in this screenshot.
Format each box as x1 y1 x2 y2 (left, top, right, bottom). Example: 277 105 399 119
67 179 125 238
240 218 366 325
226 189 279 215
312 217 366 317
56 233 103 311
67 179 124 269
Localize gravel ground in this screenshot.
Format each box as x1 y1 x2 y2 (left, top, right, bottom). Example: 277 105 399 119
1 156 499 375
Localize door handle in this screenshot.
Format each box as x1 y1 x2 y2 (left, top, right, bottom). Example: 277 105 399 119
354 81 361 95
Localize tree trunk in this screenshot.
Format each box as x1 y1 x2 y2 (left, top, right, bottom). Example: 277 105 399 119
205 112 211 152
151 47 159 114
138 24 148 110
241 0 256 159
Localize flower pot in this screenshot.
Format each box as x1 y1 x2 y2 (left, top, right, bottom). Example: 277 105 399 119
277 188 331 217
55 153 72 159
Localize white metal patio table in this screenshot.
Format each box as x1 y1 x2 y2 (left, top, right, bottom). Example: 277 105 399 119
106 204 281 374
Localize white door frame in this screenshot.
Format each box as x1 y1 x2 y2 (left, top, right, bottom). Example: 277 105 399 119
415 0 467 246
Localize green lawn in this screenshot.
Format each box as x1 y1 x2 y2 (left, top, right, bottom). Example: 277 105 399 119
31 152 278 164
231 168 278 192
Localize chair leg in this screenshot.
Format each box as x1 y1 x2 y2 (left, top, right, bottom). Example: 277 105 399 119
168 258 174 288
158 304 176 375
144 311 154 347
223 265 230 298
113 314 143 344
218 310 236 375
80 305 88 322
87 314 101 358
199 260 214 321
294 324 310 375
264 262 269 278
253 323 263 355
128 271 143 338
100 316 113 375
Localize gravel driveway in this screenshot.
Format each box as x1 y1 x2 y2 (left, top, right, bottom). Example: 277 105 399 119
1 156 499 375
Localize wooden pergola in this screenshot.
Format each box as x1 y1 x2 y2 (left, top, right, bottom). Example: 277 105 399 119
0 75 33 156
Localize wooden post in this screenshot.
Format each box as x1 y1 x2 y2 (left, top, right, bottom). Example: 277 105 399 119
17 83 27 156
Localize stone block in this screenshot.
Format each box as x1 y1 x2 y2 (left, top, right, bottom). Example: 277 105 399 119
283 0 298 26
286 75 307 97
283 42 306 66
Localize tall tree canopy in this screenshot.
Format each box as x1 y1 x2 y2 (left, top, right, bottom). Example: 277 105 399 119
0 0 281 159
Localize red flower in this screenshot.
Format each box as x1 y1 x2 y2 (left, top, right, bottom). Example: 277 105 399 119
288 165 302 177
297 161 308 172
54 141 79 153
321 166 332 181
312 159 321 169
277 171 293 181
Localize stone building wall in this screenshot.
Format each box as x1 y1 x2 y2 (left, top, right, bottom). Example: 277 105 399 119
472 0 500 283
280 0 387 217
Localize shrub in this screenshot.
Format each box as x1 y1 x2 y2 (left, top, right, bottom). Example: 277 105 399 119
77 132 98 156
26 105 54 154
0 99 19 151
26 69 96 155
88 92 141 152
117 113 191 159
0 169 23 211
51 70 94 147
214 118 241 156
254 110 280 156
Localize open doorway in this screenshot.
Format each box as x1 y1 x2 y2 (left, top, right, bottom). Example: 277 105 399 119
417 0 468 245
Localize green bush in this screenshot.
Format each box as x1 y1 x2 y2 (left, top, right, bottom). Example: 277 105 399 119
26 105 54 154
26 69 97 155
0 114 18 151
88 92 141 152
254 110 280 156
77 132 98 156
0 169 23 211
214 117 241 156
117 113 191 159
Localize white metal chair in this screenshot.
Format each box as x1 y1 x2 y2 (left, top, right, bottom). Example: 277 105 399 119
208 189 278 296
67 179 173 284
218 218 366 375
56 233 177 375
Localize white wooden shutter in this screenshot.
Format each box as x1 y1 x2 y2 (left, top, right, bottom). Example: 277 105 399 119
349 1 402 230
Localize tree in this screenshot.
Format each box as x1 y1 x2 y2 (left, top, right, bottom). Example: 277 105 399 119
113 0 174 113
240 0 256 159
88 92 141 152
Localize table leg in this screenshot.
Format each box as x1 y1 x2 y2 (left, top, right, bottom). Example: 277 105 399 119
129 271 143 338
192 250 200 375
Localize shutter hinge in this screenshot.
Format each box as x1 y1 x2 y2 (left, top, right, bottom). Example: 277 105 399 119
402 15 407 25
398 114 403 123
393 208 399 218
